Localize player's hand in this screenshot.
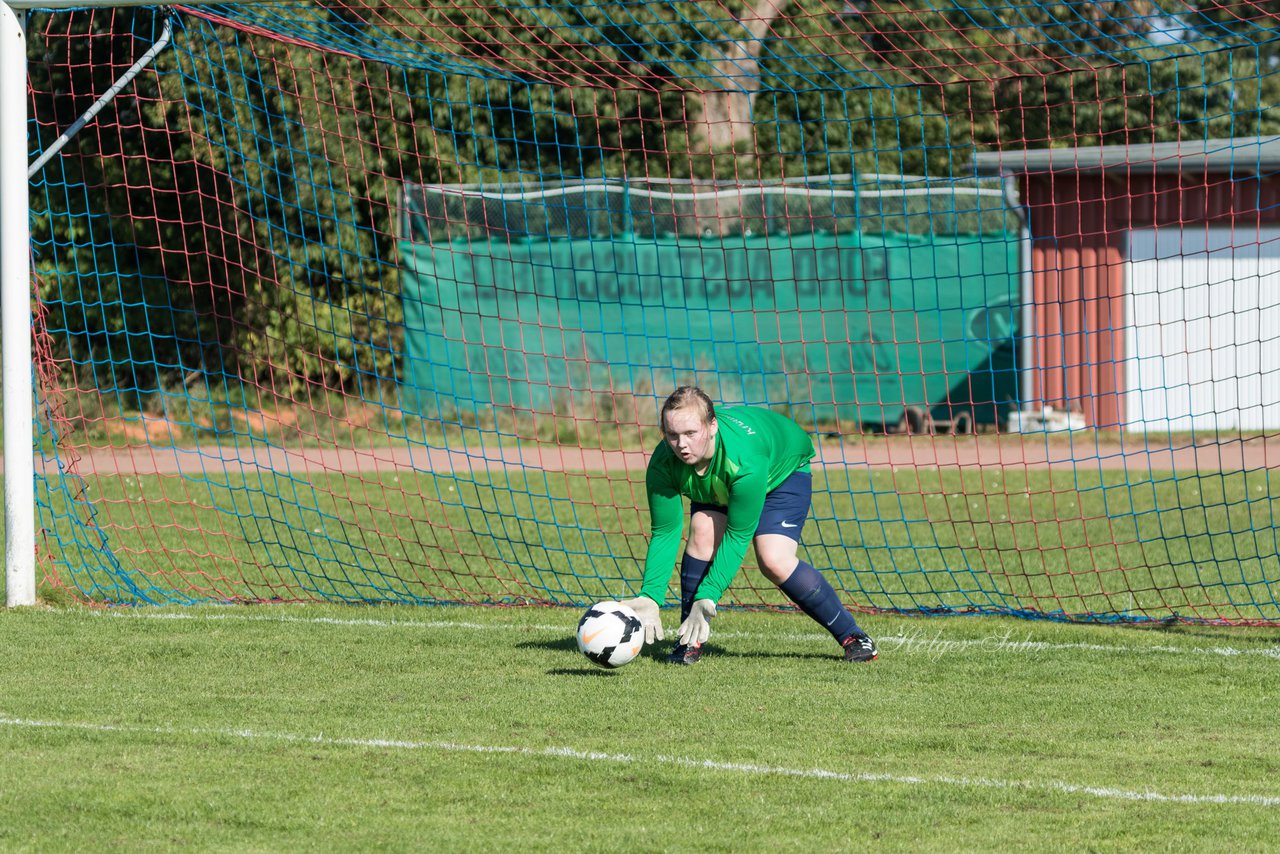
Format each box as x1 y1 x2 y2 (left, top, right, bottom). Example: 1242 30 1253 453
677 599 716 646
620 596 664 644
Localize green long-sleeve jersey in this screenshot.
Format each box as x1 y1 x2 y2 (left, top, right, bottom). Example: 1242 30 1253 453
640 406 815 604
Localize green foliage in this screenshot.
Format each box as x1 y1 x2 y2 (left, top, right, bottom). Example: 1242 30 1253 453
24 1 1280 409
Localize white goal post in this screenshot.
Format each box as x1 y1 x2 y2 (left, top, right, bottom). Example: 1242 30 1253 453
0 0 224 606
2 1 34 607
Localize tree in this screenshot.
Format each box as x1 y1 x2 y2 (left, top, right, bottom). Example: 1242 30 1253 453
24 0 1280 411
696 0 793 151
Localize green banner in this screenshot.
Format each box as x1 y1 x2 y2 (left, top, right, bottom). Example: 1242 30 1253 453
399 231 1018 426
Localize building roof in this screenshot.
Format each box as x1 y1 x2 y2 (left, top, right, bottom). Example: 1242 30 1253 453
971 136 1280 176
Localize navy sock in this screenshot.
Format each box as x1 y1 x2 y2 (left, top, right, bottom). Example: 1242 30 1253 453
778 561 862 642
679 554 711 623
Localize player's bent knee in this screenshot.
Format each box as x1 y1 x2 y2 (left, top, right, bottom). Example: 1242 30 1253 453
686 512 724 560
759 565 788 585
754 535 799 577
685 531 716 561
757 555 800 585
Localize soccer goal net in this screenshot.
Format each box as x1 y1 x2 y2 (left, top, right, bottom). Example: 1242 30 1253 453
16 0 1280 622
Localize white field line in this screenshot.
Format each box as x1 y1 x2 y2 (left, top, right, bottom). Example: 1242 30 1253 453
0 713 1276 808
85 609 1280 661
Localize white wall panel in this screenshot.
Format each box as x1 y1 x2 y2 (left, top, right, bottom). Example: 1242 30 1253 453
1125 227 1280 432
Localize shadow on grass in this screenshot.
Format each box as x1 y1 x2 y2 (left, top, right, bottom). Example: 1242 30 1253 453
1119 623 1280 645
521 637 847 668
718 650 846 662
518 637 578 653
640 644 844 664
523 636 659 674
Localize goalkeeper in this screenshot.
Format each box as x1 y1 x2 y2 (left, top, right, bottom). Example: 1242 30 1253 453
621 386 878 665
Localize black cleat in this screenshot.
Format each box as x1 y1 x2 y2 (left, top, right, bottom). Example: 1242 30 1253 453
841 633 878 662
665 643 704 665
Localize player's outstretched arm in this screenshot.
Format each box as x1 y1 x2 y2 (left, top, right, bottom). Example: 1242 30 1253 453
620 596 664 643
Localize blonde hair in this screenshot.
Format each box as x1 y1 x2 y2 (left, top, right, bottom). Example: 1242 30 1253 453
660 386 715 427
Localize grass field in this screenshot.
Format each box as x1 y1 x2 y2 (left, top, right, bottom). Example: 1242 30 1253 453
1 602 1279 851
12 459 1280 849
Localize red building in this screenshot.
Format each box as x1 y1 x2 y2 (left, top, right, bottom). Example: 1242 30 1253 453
974 137 1280 431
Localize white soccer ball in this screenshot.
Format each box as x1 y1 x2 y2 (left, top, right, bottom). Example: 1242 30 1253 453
576 601 644 669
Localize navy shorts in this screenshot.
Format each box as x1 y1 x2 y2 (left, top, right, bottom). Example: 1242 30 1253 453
690 470 812 542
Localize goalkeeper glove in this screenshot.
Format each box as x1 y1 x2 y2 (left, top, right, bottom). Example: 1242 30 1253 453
677 599 716 647
619 596 664 644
